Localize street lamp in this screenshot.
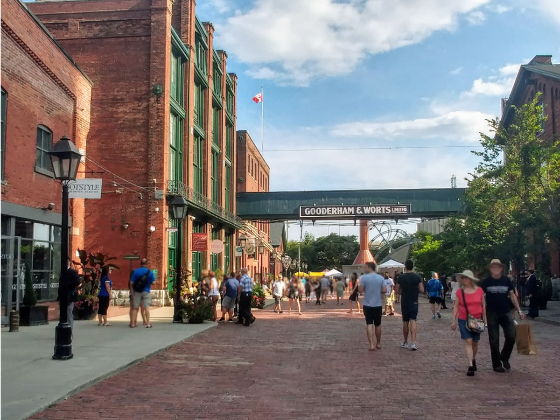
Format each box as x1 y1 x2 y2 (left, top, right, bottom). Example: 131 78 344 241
49 136 81 360
257 243 265 255
238 234 247 248
282 254 291 279
169 195 189 323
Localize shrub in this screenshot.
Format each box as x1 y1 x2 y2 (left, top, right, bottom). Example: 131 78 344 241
22 263 37 307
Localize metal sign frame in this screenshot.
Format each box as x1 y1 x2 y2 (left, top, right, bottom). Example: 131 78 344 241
299 204 411 219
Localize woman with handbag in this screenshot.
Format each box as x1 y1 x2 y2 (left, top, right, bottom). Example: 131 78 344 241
451 270 487 376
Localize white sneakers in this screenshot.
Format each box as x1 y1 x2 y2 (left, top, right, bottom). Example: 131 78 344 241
400 342 409 349
400 342 418 351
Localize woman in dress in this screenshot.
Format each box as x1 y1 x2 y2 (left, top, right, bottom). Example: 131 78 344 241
451 270 486 376
207 271 220 321
347 273 361 314
97 265 113 326
336 277 345 304
287 276 302 315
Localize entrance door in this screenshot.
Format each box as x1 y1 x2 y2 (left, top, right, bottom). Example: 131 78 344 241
1 236 22 325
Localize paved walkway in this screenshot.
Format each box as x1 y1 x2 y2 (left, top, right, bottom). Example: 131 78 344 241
26 296 560 420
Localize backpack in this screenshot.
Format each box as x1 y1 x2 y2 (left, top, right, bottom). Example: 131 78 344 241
133 270 150 293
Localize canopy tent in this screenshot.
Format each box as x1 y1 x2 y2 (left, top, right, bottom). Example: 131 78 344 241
378 259 405 271
324 269 343 277
293 271 307 278
309 272 326 278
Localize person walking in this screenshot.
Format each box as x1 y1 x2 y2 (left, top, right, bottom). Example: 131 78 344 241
358 262 386 351
451 270 486 376
526 269 540 319
218 274 239 322
449 274 459 305
97 265 113 326
130 258 156 328
66 260 81 331
272 277 285 313
426 273 444 319
304 278 312 303
383 272 394 316
347 273 361 314
440 273 449 309
314 280 322 305
481 259 524 372
336 277 345 304
393 270 401 303
320 275 330 303
208 271 220 322
287 276 302 315
237 268 255 327
395 260 424 351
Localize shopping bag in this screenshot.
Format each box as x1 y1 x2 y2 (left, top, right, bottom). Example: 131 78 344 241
515 323 537 355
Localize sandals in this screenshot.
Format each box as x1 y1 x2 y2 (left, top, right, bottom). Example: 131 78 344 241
104 322 112 326
146 324 153 328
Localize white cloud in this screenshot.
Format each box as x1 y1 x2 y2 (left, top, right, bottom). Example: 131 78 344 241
330 111 491 143
532 0 560 24
450 67 464 75
461 62 523 97
466 11 487 25
215 0 490 86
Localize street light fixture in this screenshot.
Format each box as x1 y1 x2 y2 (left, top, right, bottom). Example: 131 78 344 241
169 195 189 323
238 234 247 248
49 136 81 360
258 243 265 255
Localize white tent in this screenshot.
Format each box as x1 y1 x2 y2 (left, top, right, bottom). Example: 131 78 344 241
324 269 343 277
378 259 405 271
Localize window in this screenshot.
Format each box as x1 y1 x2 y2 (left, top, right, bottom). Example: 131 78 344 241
211 228 219 271
193 135 204 194
225 124 232 158
191 222 203 281
169 112 183 183
195 33 208 76
36 125 52 172
224 163 231 212
1 89 6 180
226 85 234 116
212 108 220 147
224 231 231 273
194 83 205 130
170 49 184 106
167 218 178 293
213 63 222 99
211 150 219 203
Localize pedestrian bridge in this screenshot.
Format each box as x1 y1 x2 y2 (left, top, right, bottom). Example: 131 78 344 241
236 188 466 220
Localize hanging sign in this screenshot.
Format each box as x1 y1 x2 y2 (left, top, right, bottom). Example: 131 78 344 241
299 204 411 219
68 179 103 199
192 233 208 251
210 239 224 254
235 246 243 257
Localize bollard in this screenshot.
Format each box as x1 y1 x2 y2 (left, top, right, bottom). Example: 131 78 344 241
9 310 20 332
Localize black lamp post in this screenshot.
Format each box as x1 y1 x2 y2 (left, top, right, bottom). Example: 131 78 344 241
169 195 188 323
49 136 81 360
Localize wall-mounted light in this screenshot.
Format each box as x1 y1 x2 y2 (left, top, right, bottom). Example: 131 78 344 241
258 243 265 255
155 207 160 213
41 203 56 211
121 223 130 229
149 226 156 232
238 234 247 248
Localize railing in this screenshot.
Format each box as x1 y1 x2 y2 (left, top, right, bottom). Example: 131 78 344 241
241 222 274 252
166 180 243 227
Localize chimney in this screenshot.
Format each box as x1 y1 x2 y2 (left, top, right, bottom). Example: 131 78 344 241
528 55 552 65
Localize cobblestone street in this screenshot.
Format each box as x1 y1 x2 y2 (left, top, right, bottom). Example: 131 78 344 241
31 298 560 420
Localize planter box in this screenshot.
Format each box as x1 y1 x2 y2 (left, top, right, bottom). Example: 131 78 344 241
74 303 98 320
19 306 49 326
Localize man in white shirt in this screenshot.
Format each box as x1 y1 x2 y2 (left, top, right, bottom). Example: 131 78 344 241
359 262 387 351
383 272 395 316
272 277 286 314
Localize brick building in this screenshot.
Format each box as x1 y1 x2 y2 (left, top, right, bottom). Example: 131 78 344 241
29 0 239 299
236 130 278 282
1 0 92 321
502 55 560 275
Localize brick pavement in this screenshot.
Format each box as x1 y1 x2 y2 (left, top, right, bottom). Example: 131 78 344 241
30 296 560 420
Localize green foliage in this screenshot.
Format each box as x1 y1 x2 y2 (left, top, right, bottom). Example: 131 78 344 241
73 249 120 295
286 233 359 271
252 283 266 309
22 263 37 307
411 234 444 279
177 291 214 323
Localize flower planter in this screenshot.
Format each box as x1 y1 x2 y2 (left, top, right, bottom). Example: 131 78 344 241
19 306 49 326
74 302 98 320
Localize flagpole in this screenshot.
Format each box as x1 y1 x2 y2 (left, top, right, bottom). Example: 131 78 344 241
261 85 264 155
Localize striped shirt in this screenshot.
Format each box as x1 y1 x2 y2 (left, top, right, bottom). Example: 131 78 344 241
239 274 254 293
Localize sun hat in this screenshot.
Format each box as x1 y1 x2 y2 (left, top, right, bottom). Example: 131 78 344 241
457 270 479 283
488 259 506 269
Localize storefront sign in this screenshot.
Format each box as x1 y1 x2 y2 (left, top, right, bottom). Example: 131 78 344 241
235 246 243 257
68 179 102 199
209 239 224 254
299 204 411 219
123 254 140 260
192 233 208 251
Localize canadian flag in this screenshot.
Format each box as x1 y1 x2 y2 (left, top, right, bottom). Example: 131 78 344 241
252 92 263 103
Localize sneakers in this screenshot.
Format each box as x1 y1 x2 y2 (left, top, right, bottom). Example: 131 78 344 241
437 312 441 319
432 315 436 319
400 342 409 349
228 319 234 323
218 318 225 323
411 343 418 351
502 359 511 370
493 366 506 373
472 359 477 371
467 366 475 376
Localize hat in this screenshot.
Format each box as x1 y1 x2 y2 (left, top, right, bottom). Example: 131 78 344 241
457 270 479 283
488 259 506 269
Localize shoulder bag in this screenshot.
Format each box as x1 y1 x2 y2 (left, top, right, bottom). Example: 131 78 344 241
462 289 485 333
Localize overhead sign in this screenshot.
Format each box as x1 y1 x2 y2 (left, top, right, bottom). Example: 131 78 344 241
68 179 102 199
299 204 411 219
210 239 224 254
192 233 208 251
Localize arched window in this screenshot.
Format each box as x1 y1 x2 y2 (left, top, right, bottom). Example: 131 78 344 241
36 125 52 172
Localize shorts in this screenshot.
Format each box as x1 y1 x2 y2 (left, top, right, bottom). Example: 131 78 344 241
133 291 151 309
321 287 330 295
274 295 282 304
363 305 382 326
401 303 419 322
458 319 480 341
385 292 394 306
222 295 236 310
429 297 442 304
98 295 110 315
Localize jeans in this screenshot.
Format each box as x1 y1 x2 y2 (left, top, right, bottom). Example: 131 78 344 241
67 302 74 329
487 311 516 368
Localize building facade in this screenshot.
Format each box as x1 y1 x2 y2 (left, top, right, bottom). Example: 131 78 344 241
1 0 92 320
236 130 278 282
30 0 239 299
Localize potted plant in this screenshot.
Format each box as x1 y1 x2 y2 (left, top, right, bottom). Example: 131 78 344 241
251 283 266 309
177 291 214 323
19 263 48 326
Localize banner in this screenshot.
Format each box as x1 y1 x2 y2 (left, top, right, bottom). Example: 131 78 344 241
192 233 208 251
68 179 102 199
299 204 411 219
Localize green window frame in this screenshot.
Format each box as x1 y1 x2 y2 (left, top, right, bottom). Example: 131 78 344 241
170 49 184 106
212 107 220 147
211 150 219 203
213 65 222 99
226 89 234 116
36 125 52 172
167 218 178 293
211 228 219 271
194 83 205 131
193 135 204 194
224 231 231 274
225 124 232 159
192 222 203 282
169 112 183 183
195 33 208 77
224 163 231 212
1 89 7 181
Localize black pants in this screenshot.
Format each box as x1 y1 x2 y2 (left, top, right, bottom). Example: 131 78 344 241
528 295 539 318
487 311 516 368
238 293 253 324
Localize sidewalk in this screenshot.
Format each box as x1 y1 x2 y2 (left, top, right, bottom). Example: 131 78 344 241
533 299 560 325
1 306 216 420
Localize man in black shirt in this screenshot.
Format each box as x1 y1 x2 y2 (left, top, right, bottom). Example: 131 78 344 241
480 259 524 372
395 260 424 351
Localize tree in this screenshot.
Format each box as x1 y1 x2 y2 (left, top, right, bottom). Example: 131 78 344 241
286 233 360 272
22 263 37 307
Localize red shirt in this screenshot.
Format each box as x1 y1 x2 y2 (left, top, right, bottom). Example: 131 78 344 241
457 287 484 320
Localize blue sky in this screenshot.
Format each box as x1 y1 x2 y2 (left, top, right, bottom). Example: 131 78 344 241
199 0 560 240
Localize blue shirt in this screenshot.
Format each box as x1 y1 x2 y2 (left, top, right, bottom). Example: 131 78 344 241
360 273 385 307
239 274 253 293
225 278 240 298
426 278 443 298
130 266 155 293
98 275 112 297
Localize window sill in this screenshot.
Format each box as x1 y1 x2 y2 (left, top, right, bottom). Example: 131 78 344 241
35 166 54 178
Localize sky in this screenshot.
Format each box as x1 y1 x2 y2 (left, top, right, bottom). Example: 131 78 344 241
197 0 560 241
